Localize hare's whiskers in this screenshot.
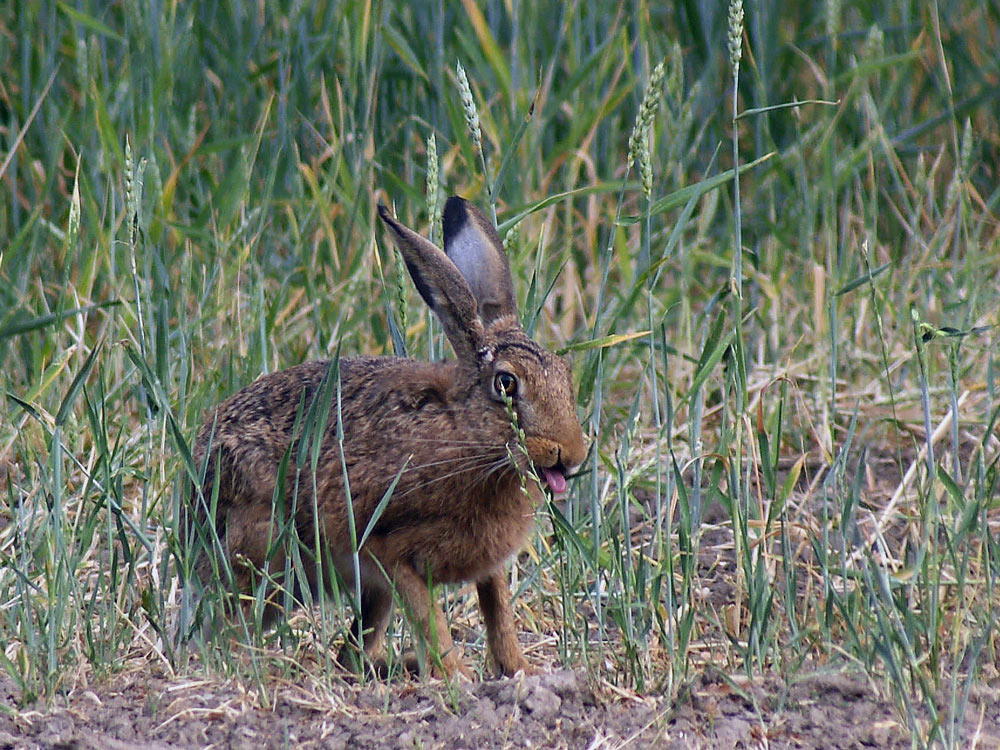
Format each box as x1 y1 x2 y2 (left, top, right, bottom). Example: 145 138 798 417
397 450 507 474
421 453 518 491
480 456 520 485
396 453 515 497
407 437 504 446
402 452 505 482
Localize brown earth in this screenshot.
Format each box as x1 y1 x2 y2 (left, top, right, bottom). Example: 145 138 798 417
2 664 998 749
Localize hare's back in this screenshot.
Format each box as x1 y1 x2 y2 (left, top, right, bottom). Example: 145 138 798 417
196 359 332 453
193 356 411 486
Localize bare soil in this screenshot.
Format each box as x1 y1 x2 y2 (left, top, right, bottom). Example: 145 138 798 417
2 664 998 749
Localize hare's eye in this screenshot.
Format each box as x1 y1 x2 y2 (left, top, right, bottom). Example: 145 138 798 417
493 372 518 400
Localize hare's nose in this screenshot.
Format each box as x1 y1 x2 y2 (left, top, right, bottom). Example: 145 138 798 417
554 450 573 475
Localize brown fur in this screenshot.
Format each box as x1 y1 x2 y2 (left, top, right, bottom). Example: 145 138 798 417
187 197 586 678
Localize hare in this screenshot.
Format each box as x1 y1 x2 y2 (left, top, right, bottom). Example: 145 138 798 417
186 196 587 679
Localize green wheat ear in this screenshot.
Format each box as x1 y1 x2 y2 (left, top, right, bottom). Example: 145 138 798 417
67 160 81 253
727 0 744 73
453 61 496 221
455 61 483 155
627 61 666 201
862 24 884 61
503 224 519 255
426 133 441 246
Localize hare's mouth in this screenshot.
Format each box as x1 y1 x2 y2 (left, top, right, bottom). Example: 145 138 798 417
538 465 568 495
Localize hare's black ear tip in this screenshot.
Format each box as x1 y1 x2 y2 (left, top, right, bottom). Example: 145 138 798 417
376 203 394 223
443 195 472 243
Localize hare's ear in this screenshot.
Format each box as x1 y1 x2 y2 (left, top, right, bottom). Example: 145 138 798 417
442 197 518 326
377 204 486 360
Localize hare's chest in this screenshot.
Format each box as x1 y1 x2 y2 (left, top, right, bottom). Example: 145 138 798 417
420 499 537 584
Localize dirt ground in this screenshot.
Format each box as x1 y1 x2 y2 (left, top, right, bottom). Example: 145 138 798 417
2 663 999 750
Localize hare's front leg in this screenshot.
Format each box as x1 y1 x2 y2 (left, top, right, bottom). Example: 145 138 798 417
477 571 534 676
390 563 472 679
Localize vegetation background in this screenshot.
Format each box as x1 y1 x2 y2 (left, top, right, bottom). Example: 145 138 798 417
1 0 998 747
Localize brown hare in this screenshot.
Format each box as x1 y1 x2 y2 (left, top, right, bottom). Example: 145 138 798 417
187 196 587 679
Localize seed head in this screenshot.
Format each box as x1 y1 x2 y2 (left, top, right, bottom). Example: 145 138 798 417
627 61 667 199
727 0 744 72
959 118 973 174
67 162 81 251
426 133 441 245
862 24 884 61
456 62 483 154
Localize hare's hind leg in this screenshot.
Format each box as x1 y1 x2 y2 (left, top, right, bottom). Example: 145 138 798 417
477 571 534 676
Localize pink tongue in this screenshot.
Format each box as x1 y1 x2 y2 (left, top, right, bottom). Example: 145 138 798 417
541 466 567 494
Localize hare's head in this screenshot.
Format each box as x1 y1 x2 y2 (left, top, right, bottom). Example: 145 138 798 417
378 197 587 493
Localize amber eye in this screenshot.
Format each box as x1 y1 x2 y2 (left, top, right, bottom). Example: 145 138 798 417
493 371 518 400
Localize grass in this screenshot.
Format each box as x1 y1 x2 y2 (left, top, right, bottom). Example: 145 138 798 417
1 0 999 745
